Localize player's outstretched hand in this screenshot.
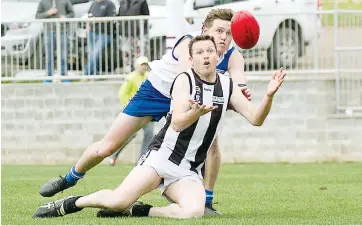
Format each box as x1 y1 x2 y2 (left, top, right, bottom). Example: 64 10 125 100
189 99 218 116
267 67 286 97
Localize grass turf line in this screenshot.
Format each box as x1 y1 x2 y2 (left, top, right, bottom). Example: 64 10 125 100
2 163 362 225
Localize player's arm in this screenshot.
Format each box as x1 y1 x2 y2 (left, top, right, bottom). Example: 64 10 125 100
173 37 193 73
228 50 252 101
230 86 272 126
118 74 135 106
171 73 217 132
230 68 286 126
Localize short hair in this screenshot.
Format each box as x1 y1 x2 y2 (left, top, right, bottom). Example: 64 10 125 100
202 9 234 30
188 35 217 57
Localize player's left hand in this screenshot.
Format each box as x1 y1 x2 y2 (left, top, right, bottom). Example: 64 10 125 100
267 67 286 97
241 86 252 101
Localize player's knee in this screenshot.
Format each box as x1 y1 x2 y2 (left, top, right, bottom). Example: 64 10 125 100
180 205 204 218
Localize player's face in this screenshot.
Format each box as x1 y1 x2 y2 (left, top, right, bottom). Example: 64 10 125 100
191 40 219 76
203 19 232 54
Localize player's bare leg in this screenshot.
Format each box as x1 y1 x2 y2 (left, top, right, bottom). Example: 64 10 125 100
75 165 161 210
33 165 161 218
96 176 206 219
108 133 137 166
203 136 222 215
76 113 151 173
39 113 152 197
148 179 205 218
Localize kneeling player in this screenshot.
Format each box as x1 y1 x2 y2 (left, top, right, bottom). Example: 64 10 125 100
33 35 286 219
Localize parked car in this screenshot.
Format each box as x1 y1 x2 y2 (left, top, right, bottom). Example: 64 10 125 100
1 0 41 66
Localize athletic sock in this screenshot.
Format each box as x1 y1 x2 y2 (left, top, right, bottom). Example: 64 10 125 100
131 204 153 217
205 189 214 205
65 166 85 185
63 196 83 214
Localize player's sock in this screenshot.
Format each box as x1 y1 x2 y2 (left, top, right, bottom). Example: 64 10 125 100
65 166 85 185
131 203 153 217
205 189 214 205
63 196 84 214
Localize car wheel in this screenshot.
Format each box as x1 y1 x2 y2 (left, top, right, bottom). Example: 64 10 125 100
267 25 299 69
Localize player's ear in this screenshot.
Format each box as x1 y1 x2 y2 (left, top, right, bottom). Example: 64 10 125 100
202 24 208 34
189 56 193 65
214 46 219 60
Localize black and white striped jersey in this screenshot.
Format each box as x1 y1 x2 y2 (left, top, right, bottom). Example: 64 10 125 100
148 68 233 177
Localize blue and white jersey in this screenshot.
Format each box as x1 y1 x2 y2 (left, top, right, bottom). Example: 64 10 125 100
148 30 235 98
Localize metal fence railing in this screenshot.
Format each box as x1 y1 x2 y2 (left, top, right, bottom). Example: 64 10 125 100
332 10 362 114
1 10 362 112
1 16 166 81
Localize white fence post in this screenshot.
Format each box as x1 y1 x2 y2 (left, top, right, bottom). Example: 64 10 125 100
140 19 145 57
55 20 62 82
333 6 341 112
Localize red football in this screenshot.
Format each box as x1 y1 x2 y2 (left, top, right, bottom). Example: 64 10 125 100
231 10 260 49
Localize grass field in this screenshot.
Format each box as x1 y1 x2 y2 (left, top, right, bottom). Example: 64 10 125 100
2 163 362 225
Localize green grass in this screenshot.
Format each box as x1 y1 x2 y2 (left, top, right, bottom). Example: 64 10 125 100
2 163 362 225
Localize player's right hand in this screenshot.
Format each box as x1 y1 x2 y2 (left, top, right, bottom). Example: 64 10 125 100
267 67 286 97
189 99 218 116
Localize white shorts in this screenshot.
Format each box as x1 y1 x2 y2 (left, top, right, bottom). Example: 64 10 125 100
136 148 203 195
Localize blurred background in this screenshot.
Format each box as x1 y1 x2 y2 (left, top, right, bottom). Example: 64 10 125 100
1 0 362 164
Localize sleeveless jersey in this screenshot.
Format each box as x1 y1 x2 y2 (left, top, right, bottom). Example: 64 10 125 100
148 68 233 176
